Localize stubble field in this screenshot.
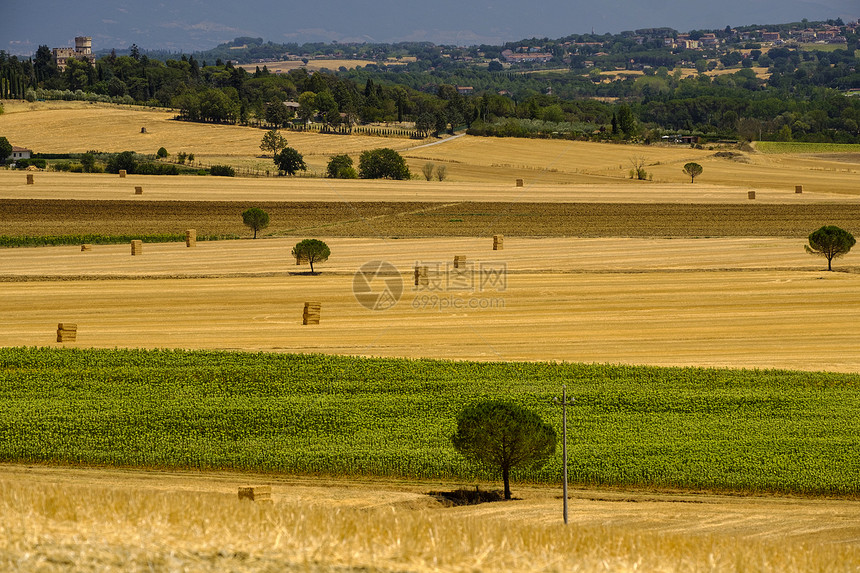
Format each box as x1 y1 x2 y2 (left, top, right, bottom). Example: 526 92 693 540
3 101 860 571
2 465 860 573
3 235 860 372
3 101 859 187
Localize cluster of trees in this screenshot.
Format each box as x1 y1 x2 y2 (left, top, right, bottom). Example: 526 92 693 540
2 20 860 143
260 128 410 180
322 147 409 180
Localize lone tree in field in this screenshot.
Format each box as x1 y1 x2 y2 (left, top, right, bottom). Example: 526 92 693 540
359 148 410 180
242 207 270 239
682 162 703 183
805 225 856 271
628 157 649 180
260 129 288 157
274 147 307 176
292 239 330 273
451 401 556 500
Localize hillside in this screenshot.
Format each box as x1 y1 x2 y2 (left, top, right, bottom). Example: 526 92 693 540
3 101 860 190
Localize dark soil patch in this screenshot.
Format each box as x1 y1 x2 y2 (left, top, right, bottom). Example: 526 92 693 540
5 199 860 238
428 487 507 506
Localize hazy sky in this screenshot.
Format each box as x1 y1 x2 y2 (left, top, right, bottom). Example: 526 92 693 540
2 0 858 55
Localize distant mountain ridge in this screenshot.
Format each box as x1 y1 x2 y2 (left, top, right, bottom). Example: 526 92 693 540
89 17 856 64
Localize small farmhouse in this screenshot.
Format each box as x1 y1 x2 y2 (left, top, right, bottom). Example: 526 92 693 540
10 146 32 162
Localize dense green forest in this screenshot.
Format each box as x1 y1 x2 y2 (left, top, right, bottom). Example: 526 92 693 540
1 18 859 143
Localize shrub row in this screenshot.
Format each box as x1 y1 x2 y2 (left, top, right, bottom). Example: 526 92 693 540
0 234 238 248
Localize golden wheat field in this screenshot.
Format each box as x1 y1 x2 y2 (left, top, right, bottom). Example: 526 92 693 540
237 58 377 73
4 101 860 571
2 465 860 573
0 101 419 174
3 100 860 188
2 236 860 372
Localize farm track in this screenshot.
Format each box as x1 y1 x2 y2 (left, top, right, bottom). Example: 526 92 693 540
5 199 860 238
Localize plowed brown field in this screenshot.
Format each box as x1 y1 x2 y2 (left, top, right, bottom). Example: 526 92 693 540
5 199 860 238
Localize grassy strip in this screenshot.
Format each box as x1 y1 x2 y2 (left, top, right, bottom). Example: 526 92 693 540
1 347 859 495
756 141 860 154
0 234 239 248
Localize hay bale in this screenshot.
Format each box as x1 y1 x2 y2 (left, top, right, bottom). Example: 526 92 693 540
302 302 321 325
748 191 756 200
26 174 34 185
453 256 466 269
56 323 78 343
795 185 803 194
493 235 504 250
130 240 143 255
119 170 127 178
56 332 77 343
81 244 92 252
185 229 197 248
515 178 524 187
134 186 143 195
238 485 272 502
296 253 309 265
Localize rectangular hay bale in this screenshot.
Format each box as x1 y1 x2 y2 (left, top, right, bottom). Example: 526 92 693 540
748 191 756 200
131 240 143 255
238 485 272 502
81 244 92 252
134 186 143 195
26 174 34 185
303 301 321 325
515 178 524 187
493 235 504 250
119 170 127 178
57 323 78 343
453 256 467 269
795 185 803 194
185 229 197 247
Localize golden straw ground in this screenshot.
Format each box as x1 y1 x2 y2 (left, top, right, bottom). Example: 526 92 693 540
0 465 859 573
3 101 860 188
2 237 859 372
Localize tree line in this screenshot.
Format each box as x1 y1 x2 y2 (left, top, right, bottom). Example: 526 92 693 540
1 40 860 143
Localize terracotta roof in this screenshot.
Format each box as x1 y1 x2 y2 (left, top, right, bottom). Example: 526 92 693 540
11 146 32 152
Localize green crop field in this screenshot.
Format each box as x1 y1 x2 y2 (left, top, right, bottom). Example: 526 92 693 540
756 141 860 154
796 44 856 54
2 347 859 496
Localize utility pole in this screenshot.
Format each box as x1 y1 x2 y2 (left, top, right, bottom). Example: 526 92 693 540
553 385 574 524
